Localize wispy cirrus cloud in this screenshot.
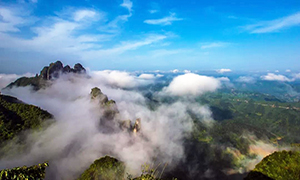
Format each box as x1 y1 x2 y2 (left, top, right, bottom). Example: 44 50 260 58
120 0 133 12
148 2 160 14
149 10 158 14
200 42 230 49
244 12 300 33
0 6 37 32
99 0 133 33
0 0 170 67
73 9 99 22
144 12 183 26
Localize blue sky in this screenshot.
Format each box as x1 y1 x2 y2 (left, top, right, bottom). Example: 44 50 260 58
0 0 300 73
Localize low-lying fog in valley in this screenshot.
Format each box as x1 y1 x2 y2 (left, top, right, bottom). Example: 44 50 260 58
1 68 298 179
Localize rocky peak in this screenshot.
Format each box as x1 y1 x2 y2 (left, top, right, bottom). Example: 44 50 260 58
63 65 71 73
90 87 143 134
47 61 63 80
90 87 109 105
39 61 86 80
73 63 86 73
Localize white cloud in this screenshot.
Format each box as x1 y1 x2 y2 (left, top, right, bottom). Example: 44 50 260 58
0 7 35 32
121 0 133 12
138 74 155 79
218 77 230 81
236 76 256 83
91 70 155 88
0 73 214 179
244 12 300 33
261 73 292 82
73 9 97 22
0 73 34 89
0 4 170 64
292 73 300 79
172 69 179 73
216 69 232 73
83 34 167 59
275 70 279 73
261 73 300 82
101 0 133 32
92 70 138 88
149 10 158 14
201 42 229 49
163 73 221 96
144 12 183 26
156 74 164 77
286 69 291 72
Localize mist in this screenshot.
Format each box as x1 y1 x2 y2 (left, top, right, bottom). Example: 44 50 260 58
0 71 219 179
0 70 294 179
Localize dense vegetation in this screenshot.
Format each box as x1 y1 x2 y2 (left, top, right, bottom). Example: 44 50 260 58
0 95 52 143
197 91 300 144
245 151 300 180
0 162 48 180
6 76 46 91
78 156 169 180
77 156 125 180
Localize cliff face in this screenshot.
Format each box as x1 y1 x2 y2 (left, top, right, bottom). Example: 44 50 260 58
6 61 86 90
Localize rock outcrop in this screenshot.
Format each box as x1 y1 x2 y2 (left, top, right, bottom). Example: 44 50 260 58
90 87 142 134
41 61 86 80
90 87 119 121
6 61 86 90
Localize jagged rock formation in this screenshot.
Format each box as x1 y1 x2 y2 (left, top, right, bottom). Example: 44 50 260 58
6 61 86 90
132 118 141 133
90 87 118 121
120 118 141 134
41 61 86 80
90 87 142 134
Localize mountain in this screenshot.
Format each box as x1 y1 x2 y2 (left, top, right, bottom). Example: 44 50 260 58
77 156 125 180
5 61 86 90
0 94 53 143
78 155 163 180
245 150 300 180
0 162 48 180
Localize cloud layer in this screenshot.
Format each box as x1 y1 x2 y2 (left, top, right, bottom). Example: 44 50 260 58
0 71 216 179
